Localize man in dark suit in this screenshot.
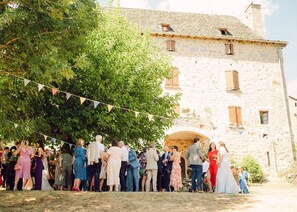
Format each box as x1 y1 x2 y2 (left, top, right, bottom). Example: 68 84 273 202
161 146 173 191
186 137 205 192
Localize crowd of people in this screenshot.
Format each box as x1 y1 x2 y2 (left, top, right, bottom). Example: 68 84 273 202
0 136 249 194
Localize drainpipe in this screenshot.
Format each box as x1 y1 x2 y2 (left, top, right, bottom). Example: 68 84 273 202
277 47 297 161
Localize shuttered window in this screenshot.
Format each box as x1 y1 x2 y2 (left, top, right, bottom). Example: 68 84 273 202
228 106 242 126
225 43 234 55
260 111 269 125
165 68 179 87
174 105 180 115
166 40 176 51
225 70 239 90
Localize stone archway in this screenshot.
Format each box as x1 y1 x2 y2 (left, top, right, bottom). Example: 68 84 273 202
164 130 210 179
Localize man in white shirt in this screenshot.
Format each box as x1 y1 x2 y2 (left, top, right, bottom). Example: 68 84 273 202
87 135 105 192
118 141 128 191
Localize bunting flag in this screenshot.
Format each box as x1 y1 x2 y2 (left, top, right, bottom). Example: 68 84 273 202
199 124 205 129
148 114 153 121
14 123 19 128
61 141 64 146
38 83 44 91
69 144 73 148
43 135 48 140
8 74 170 122
94 101 99 109
263 133 268 138
52 138 57 143
52 88 59 95
251 132 256 135
66 93 72 100
239 131 244 135
107 104 113 112
24 79 31 86
80 97 86 105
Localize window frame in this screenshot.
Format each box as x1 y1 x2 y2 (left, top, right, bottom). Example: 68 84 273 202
166 40 176 51
228 106 243 127
165 67 179 88
260 110 269 125
225 43 234 55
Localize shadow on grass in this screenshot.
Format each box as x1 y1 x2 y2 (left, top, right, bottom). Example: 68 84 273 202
0 191 257 211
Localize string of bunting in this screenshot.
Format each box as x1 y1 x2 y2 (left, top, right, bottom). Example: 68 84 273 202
4 119 74 148
9 74 168 122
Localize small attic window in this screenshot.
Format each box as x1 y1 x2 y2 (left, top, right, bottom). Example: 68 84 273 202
161 24 174 32
219 28 232 36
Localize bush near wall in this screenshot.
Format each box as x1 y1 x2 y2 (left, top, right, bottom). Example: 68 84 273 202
241 155 265 183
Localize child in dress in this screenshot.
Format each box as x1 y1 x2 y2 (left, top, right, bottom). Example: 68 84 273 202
238 167 250 193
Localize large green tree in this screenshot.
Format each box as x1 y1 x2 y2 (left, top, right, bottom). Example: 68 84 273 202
0 4 179 148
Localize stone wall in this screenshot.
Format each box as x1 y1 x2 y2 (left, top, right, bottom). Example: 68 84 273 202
155 37 295 177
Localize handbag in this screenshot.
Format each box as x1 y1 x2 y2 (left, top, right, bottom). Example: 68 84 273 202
14 164 21 170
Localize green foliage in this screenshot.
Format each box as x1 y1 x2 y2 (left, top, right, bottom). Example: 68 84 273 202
0 5 179 149
0 0 99 82
241 155 265 183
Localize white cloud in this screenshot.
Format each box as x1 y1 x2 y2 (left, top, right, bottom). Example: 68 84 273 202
287 79 297 98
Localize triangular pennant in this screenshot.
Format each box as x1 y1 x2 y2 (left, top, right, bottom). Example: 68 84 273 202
107 104 113 112
94 101 99 109
199 124 205 129
239 131 244 135
14 123 19 128
66 93 72 100
52 138 57 143
52 88 59 95
38 83 44 91
43 135 48 141
69 144 73 148
61 141 64 146
80 97 86 105
148 114 153 121
24 79 31 86
135 111 140 118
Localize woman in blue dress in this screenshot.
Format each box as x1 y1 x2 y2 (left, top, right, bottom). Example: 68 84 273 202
72 139 86 191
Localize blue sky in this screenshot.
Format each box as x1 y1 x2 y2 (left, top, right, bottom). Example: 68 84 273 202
98 0 297 97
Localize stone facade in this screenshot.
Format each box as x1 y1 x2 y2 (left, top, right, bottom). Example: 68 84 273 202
289 96 297 146
122 4 296 177
159 36 295 177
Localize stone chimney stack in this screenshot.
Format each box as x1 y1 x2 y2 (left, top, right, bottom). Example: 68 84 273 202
244 3 264 37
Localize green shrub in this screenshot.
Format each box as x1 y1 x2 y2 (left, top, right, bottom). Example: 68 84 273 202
241 155 264 183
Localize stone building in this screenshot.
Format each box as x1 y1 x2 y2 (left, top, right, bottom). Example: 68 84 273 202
121 3 296 177
289 96 297 145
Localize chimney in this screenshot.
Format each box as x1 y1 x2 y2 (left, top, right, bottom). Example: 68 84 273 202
244 3 264 37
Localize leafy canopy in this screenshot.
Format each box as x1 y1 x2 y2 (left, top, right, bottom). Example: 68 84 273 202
0 4 179 149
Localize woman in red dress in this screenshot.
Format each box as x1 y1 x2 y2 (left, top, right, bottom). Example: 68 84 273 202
207 142 218 192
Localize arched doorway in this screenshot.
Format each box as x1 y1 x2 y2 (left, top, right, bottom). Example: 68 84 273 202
164 130 209 180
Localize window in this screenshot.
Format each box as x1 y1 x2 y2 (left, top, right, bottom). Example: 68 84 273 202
260 111 269 125
165 67 179 87
219 28 232 36
225 43 234 55
225 70 239 90
228 106 242 126
174 104 180 115
295 102 297 107
166 40 176 51
161 24 170 32
267 152 271 167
